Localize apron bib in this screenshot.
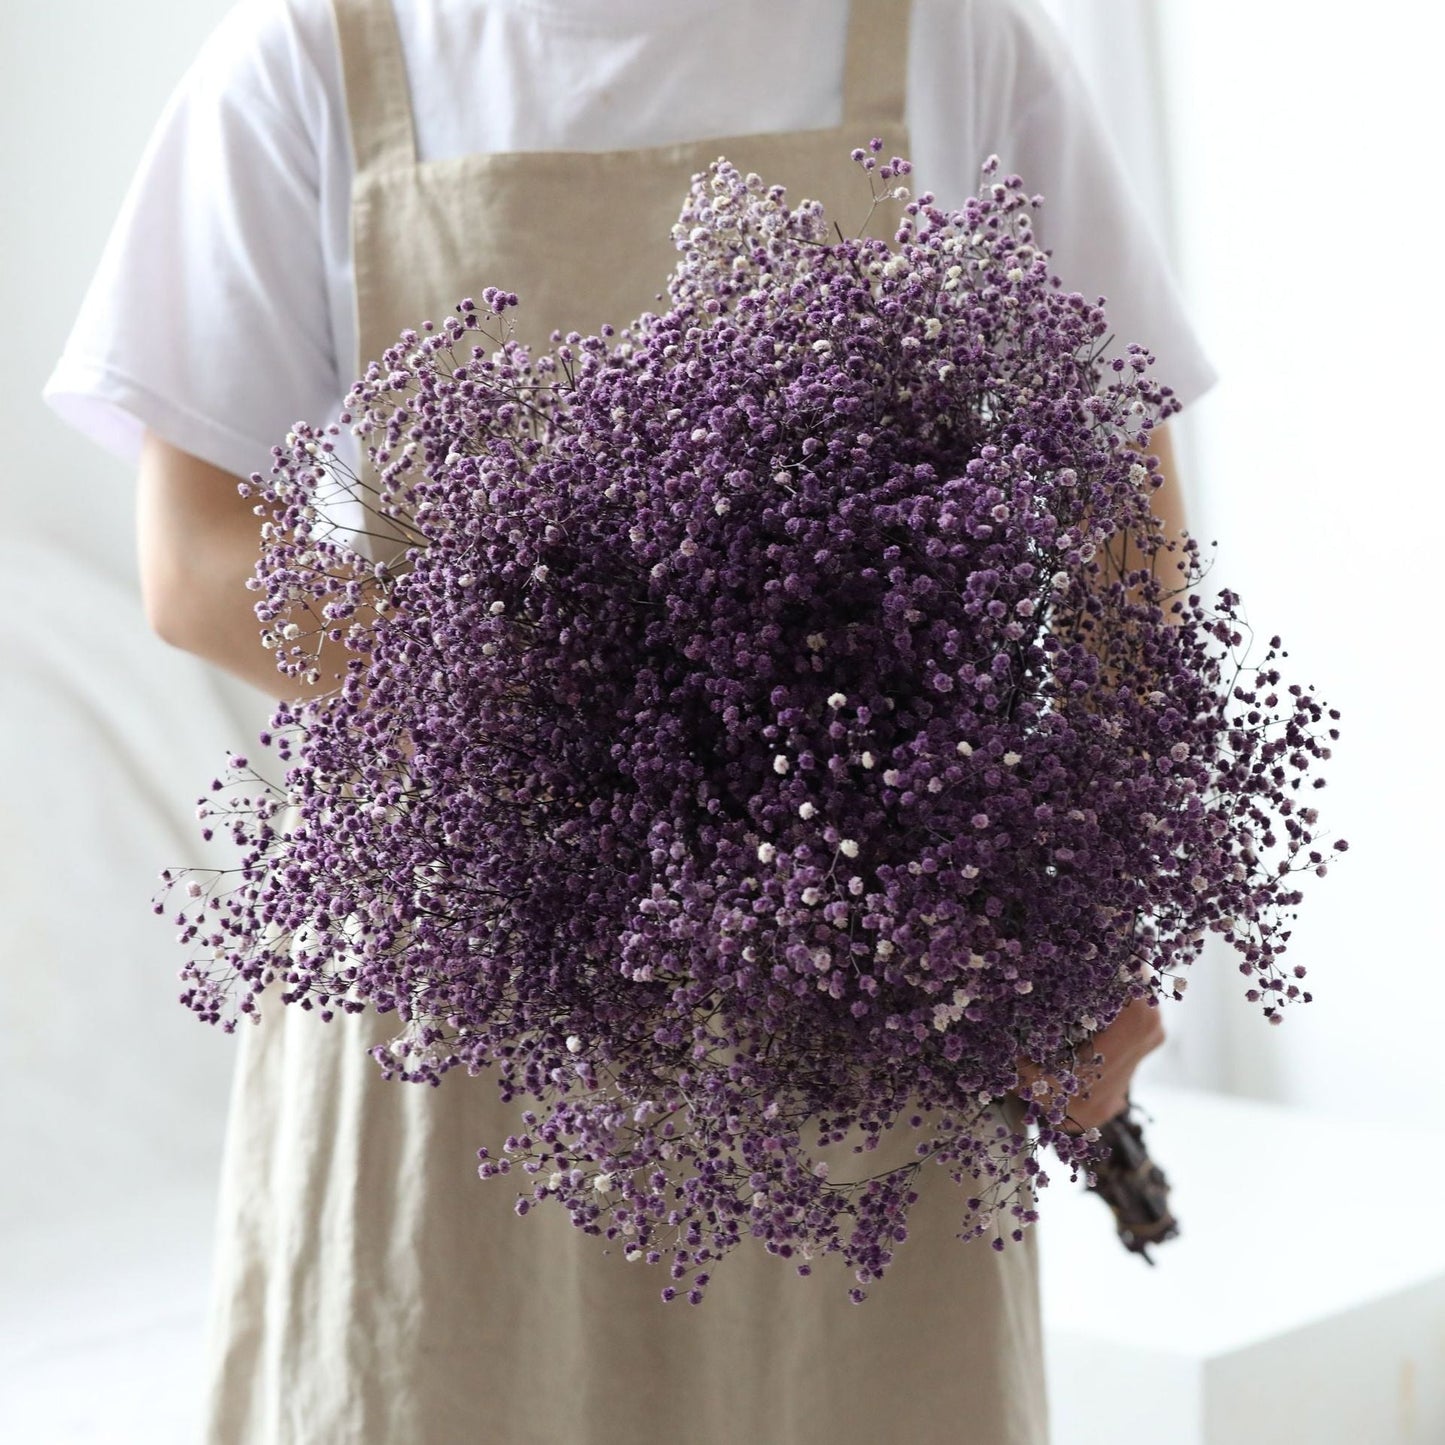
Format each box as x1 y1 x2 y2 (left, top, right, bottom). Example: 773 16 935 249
198 4 1050 1440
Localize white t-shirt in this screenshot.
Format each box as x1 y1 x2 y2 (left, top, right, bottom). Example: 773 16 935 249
44 0 1216 490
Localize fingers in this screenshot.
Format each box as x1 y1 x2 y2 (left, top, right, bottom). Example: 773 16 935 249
1013 994 1167 1130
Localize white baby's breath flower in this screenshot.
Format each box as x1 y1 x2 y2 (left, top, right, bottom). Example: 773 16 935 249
827 692 847 709
773 755 790 775
956 740 973 757
1002 751 1022 767
860 751 875 769
565 1035 583 1054
757 842 776 864
799 801 817 820
839 839 859 858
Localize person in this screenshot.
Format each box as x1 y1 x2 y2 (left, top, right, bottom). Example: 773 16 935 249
45 1 1213 1439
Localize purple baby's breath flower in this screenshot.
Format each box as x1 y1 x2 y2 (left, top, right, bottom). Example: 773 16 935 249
159 147 1345 1305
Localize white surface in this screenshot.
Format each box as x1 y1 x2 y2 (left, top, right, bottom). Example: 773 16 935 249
1041 1083 1445 1443
0 1105 219 1445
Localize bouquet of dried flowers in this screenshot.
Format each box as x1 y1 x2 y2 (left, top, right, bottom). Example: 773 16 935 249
160 143 1343 1302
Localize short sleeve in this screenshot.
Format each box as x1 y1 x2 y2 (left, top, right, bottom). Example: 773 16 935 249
911 0 1218 413
42 0 339 481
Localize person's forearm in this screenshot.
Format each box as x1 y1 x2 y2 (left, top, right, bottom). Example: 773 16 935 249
137 430 369 704
1118 422 1190 602
1008 423 1185 1112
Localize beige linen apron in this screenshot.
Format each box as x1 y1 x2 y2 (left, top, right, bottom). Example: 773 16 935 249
198 2 1050 1440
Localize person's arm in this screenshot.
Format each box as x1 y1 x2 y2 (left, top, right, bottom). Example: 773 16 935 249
1127 421 1191 601
1007 420 1186 1130
136 428 355 703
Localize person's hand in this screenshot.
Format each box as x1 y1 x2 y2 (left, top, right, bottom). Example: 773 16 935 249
1012 995 1166 1135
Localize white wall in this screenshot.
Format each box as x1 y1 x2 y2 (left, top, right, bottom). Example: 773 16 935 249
1 0 262 1234
2 8 267 1433
1156 2 1445 1120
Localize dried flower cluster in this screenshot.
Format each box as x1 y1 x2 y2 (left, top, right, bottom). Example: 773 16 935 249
159 144 1343 1302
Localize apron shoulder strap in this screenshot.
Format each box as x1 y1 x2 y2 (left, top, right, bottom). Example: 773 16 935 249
331 0 418 176
842 0 912 130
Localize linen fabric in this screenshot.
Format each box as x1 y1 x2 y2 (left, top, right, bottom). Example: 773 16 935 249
44 2 1217 1441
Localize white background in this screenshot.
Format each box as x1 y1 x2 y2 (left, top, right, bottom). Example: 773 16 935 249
4 1 1442 1439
